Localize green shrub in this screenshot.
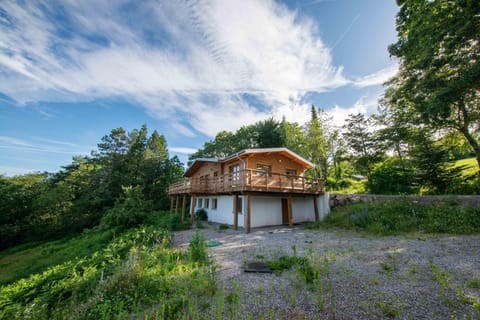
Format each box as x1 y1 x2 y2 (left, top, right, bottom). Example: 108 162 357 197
367 158 418 194
219 224 229 230
189 231 207 264
266 255 318 284
195 209 208 221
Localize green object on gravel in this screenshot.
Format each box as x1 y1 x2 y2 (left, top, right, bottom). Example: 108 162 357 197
206 240 222 247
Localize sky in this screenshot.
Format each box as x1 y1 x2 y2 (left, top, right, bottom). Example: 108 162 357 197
0 0 399 176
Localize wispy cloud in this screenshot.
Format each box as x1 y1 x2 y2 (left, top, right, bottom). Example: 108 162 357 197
0 0 349 137
0 135 92 155
354 64 398 88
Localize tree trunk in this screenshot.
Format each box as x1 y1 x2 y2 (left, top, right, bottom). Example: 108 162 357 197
460 128 480 175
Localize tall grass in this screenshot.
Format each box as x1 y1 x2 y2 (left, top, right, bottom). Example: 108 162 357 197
313 200 480 235
0 212 224 320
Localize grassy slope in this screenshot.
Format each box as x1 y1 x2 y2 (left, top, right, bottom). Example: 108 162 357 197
0 215 215 320
0 230 114 285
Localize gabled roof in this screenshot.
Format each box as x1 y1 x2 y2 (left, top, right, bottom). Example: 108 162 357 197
184 147 313 177
184 158 218 177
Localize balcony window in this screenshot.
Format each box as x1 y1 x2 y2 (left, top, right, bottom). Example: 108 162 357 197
212 198 218 210
205 198 210 209
197 198 203 208
256 164 271 177
230 164 240 181
286 169 296 178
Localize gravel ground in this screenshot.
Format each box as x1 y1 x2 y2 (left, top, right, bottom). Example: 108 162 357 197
174 223 480 320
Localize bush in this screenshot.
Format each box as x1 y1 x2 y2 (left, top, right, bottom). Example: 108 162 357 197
367 158 417 194
195 208 208 221
189 231 207 264
219 224 229 230
266 256 318 284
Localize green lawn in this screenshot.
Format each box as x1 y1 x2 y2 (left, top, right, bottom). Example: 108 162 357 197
455 157 478 177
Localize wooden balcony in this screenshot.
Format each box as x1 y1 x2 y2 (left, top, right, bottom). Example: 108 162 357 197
169 169 324 195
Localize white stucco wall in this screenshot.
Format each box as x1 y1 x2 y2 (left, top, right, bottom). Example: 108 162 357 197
190 195 245 227
190 193 330 228
250 196 283 227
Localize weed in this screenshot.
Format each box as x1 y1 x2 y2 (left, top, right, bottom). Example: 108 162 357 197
218 224 229 230
429 260 450 287
466 278 480 289
376 301 400 318
189 231 207 264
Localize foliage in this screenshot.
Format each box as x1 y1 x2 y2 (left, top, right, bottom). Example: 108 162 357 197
0 226 220 320
195 208 208 221
320 200 480 235
100 185 152 230
0 125 184 250
219 224 229 230
385 0 480 173
266 256 318 284
189 231 208 264
367 157 417 194
342 113 384 175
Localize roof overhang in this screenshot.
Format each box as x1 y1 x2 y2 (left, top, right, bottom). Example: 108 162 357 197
184 158 218 177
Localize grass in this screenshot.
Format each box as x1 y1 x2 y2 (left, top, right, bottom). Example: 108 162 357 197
455 157 478 177
0 212 230 320
312 200 480 235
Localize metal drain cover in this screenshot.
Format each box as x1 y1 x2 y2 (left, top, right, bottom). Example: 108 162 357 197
244 261 272 273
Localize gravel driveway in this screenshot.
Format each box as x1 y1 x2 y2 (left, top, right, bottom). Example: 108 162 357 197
174 223 480 319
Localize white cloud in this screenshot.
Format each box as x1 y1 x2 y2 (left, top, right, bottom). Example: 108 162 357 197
354 63 398 88
328 94 381 127
0 0 349 137
170 147 198 155
0 166 39 176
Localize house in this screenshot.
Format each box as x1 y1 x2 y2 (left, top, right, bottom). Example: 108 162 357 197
168 147 330 233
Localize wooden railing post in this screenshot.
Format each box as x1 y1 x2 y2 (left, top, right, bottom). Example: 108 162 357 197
181 195 187 222
190 196 196 224
246 193 251 234
313 195 319 222
287 194 293 227
233 194 239 230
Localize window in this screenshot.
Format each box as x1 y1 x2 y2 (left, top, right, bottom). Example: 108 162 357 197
213 171 219 177
230 164 240 181
286 169 296 178
197 198 203 208
212 198 218 210
256 164 271 177
205 198 210 209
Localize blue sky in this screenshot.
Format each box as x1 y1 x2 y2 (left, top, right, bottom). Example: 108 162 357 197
0 0 399 175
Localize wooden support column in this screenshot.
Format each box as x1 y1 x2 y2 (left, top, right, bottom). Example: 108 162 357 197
233 194 239 230
246 193 251 234
313 195 320 222
181 195 187 222
175 196 180 214
170 197 174 213
190 196 196 224
287 194 293 227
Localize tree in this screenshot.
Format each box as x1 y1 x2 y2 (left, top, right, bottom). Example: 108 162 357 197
342 113 383 175
305 106 330 179
386 0 480 173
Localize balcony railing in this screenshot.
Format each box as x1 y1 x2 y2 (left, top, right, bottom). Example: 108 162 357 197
168 169 324 195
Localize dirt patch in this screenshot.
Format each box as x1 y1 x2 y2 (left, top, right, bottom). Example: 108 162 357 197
174 223 480 319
